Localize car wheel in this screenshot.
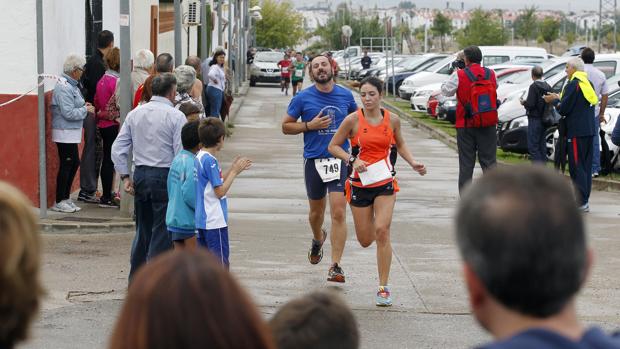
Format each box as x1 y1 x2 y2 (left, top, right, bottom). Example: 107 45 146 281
545 126 557 161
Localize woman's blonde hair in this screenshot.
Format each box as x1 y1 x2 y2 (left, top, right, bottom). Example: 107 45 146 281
0 181 44 348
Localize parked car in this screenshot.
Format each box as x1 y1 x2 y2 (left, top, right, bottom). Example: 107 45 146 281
249 51 283 86
378 54 448 96
426 91 441 117
347 53 386 79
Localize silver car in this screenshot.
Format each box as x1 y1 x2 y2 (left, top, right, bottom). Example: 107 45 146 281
250 51 284 86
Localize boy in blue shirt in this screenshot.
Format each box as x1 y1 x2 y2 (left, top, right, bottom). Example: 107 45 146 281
195 117 251 267
166 120 201 249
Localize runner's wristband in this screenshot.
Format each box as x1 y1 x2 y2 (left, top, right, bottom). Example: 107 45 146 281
305 121 309 131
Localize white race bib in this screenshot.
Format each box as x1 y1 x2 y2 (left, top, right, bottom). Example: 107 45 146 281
358 160 392 186
314 158 341 183
295 69 303 77
282 67 289 73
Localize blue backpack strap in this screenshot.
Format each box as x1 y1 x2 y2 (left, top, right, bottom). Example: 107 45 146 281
483 68 491 80
464 67 478 82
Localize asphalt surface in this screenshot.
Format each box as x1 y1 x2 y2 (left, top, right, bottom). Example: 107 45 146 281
23 82 620 349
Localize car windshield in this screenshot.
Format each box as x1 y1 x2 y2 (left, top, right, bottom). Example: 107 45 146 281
502 70 532 84
424 56 454 72
255 52 284 63
397 56 425 70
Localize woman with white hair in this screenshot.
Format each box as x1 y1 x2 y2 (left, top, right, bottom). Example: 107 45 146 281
132 49 154 95
174 64 205 118
50 54 95 213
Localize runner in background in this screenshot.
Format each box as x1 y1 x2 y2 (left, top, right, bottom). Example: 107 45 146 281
278 52 293 96
292 52 306 96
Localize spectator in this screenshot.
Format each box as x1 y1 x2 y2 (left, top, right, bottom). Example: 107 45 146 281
456 166 620 349
441 46 498 192
50 54 95 213
521 66 551 163
174 64 205 118
134 53 174 108
178 99 203 122
108 250 275 349
360 49 372 69
0 181 45 349
184 55 204 104
94 47 121 208
112 73 187 281
544 57 597 212
79 30 114 204
207 51 227 118
581 48 610 177
270 291 359 349
131 49 154 95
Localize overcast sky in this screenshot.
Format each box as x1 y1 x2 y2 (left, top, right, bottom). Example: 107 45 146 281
297 0 600 12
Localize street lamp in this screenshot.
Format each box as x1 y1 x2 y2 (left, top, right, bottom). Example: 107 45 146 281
249 6 262 47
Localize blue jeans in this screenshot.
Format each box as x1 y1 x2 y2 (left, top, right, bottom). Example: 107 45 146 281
129 166 173 282
207 86 223 117
592 115 601 173
527 117 547 163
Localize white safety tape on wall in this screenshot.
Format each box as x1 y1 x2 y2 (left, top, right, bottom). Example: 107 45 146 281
0 74 67 108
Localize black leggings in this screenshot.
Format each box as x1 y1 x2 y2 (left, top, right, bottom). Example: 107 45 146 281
55 143 80 203
99 125 119 201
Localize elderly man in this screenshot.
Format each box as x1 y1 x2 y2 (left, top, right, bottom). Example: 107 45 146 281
456 166 620 349
133 53 174 107
112 73 187 281
131 49 154 95
174 64 205 118
544 57 598 212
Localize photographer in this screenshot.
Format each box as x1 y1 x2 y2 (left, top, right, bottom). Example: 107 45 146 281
441 46 498 193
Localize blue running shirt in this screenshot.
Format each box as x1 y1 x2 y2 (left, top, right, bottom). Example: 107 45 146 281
195 150 228 230
287 84 357 159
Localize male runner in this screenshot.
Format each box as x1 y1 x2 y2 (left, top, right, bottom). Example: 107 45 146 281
282 55 357 282
278 53 293 96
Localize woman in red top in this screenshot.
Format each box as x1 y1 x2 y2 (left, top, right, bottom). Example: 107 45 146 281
328 77 426 307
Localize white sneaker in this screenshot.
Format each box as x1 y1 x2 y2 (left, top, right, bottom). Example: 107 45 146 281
67 199 81 212
51 200 76 213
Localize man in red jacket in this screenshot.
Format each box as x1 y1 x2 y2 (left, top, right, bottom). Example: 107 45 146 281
441 46 498 192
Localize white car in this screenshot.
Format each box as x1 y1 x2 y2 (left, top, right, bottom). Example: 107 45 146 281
399 55 456 100
409 82 443 112
249 51 284 87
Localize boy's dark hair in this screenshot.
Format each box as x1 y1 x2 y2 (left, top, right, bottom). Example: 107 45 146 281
199 117 226 147
456 166 587 318
531 66 543 79
464 45 482 64
270 291 359 349
178 102 202 118
359 76 383 94
97 30 114 49
580 47 595 64
181 120 201 150
151 73 177 97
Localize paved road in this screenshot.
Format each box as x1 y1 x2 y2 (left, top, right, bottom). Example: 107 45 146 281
24 83 620 349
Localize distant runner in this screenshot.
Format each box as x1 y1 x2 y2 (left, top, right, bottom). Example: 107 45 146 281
292 52 306 96
278 53 292 96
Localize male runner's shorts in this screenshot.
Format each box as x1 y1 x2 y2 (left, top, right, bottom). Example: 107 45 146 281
346 181 394 207
282 76 291 83
304 158 347 200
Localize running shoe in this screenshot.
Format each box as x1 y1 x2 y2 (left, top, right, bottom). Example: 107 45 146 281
578 203 590 213
77 191 99 203
376 286 392 307
51 200 76 213
99 198 120 208
327 263 345 283
67 199 82 212
308 228 327 265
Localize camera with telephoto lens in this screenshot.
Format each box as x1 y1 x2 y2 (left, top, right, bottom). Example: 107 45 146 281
451 59 466 70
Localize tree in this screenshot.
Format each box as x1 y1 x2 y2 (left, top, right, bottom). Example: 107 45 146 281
456 8 507 48
513 6 538 46
566 31 576 45
313 4 385 50
432 12 453 51
539 17 560 52
398 1 415 9
255 0 304 48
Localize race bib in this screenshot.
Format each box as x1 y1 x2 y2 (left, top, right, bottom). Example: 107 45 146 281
358 160 392 186
282 67 289 73
314 158 341 183
295 69 303 77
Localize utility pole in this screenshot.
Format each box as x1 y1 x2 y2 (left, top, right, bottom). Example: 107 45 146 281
599 0 617 52
218 0 223 47
36 0 46 217
200 0 208 60
119 0 133 217
174 0 182 66
228 0 234 91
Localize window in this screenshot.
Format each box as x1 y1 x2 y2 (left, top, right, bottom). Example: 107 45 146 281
552 77 566 93
437 63 452 75
593 61 617 79
606 90 620 108
483 56 510 66
515 56 545 61
543 64 565 79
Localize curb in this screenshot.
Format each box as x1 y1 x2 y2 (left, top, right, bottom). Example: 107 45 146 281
344 83 620 192
40 220 135 234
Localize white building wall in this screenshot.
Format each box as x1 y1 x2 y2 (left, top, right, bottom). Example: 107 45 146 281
0 0 37 94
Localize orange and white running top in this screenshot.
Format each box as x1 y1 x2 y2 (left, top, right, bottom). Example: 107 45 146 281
349 108 394 188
